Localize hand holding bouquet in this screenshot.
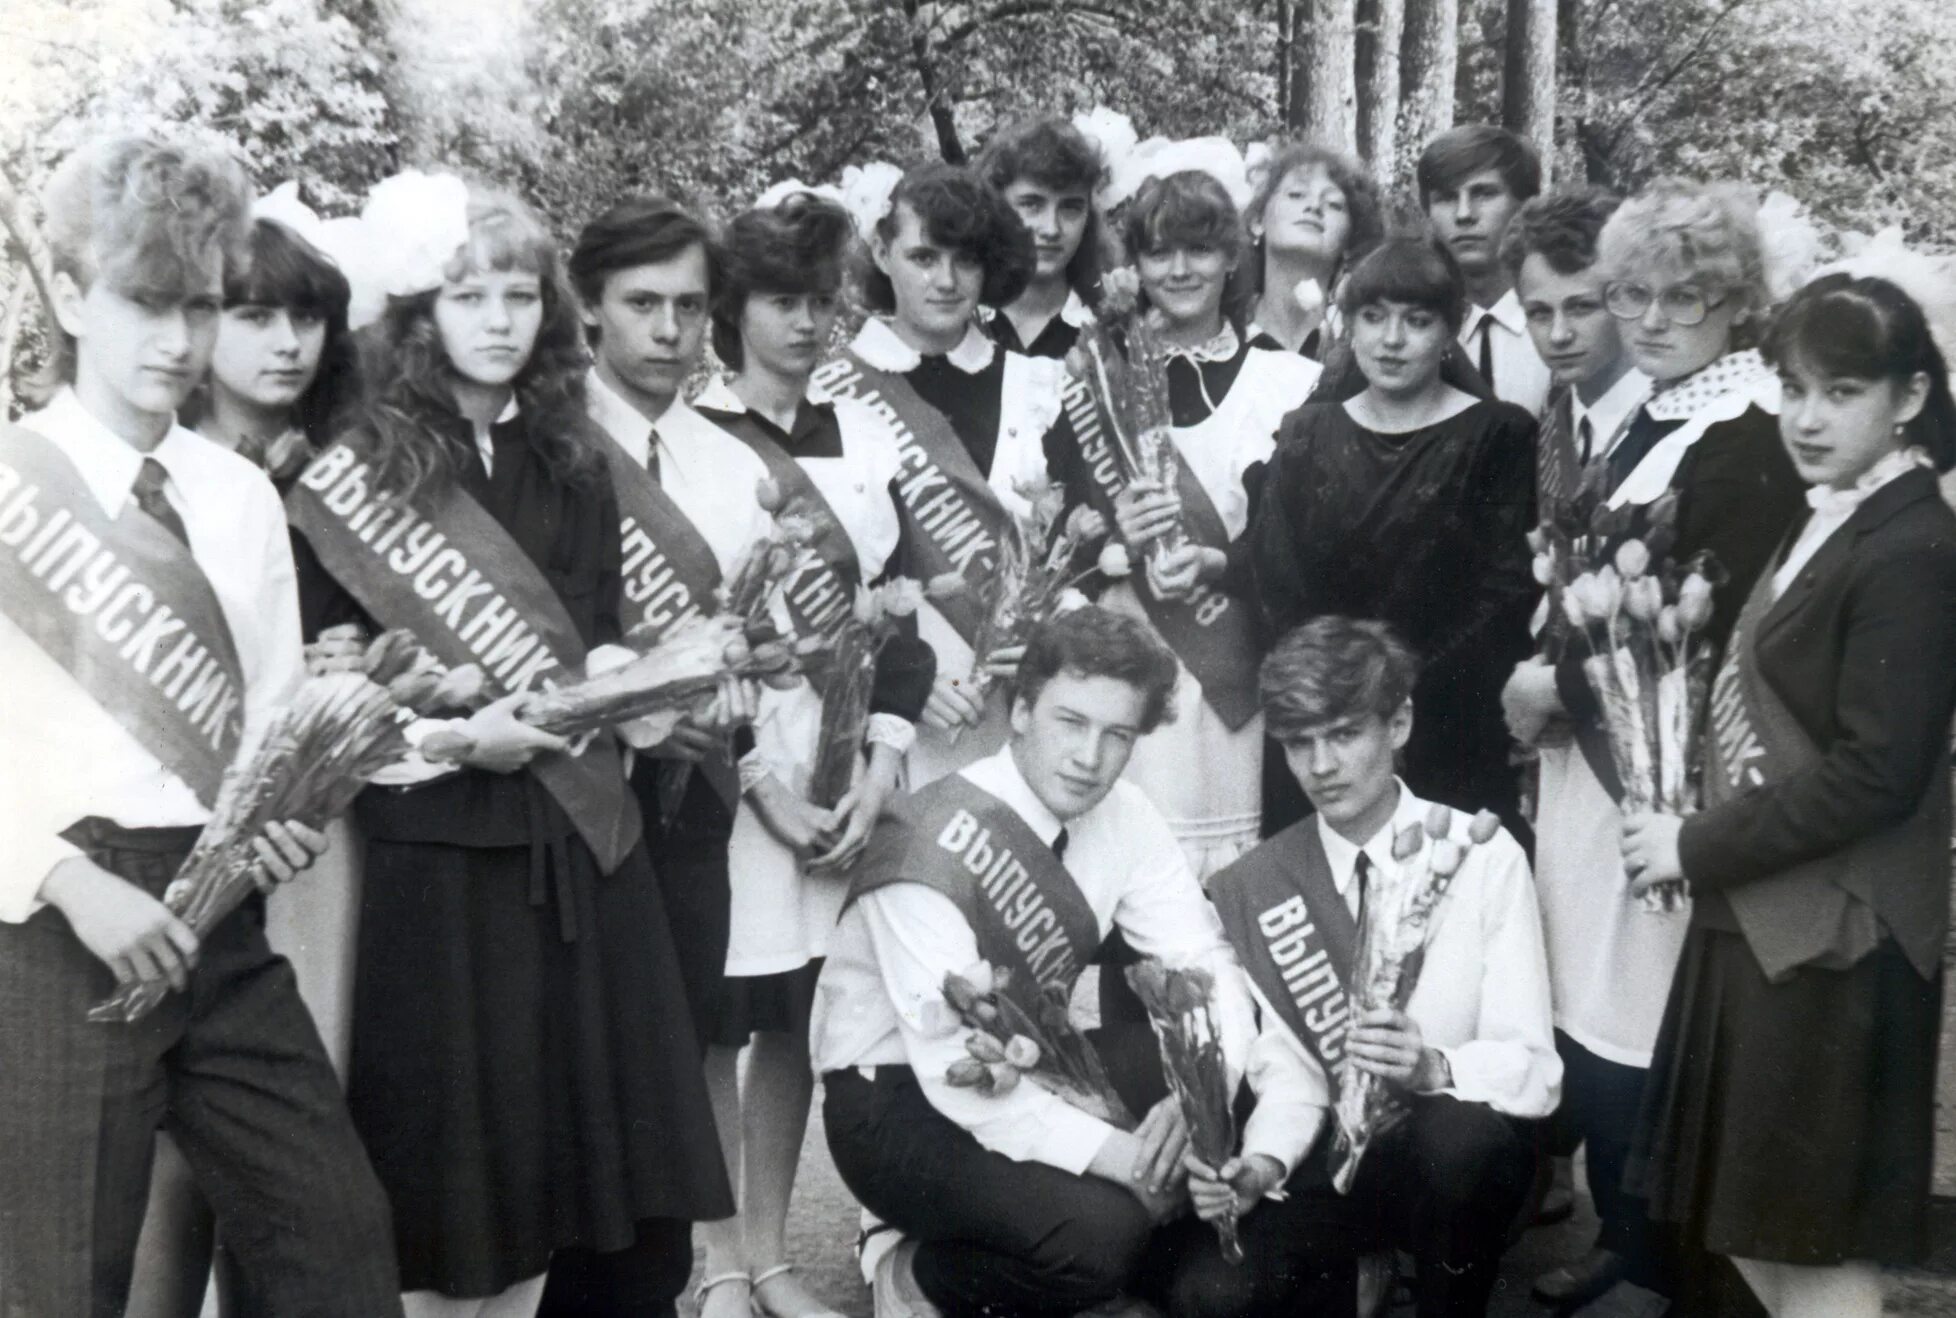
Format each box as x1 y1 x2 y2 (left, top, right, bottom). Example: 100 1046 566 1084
1330 806 1501 1193
89 630 478 1024
939 961 1135 1129
804 577 937 809
1126 960 1243 1263
1070 316 1186 569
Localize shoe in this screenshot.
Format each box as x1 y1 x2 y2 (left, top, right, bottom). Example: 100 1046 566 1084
751 1262 847 1318
1533 1247 1627 1308
1574 1280 1671 1318
696 1271 753 1318
873 1239 943 1318
1533 1181 1577 1226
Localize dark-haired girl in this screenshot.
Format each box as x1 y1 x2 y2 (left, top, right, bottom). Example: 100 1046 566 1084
1619 274 1956 1318
975 117 1107 359
290 182 729 1317
1242 141 1382 360
1249 236 1538 834
1094 168 1320 880
838 160 1071 784
684 192 929 1318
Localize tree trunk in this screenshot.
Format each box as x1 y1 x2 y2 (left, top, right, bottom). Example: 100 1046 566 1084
1502 0 1557 183
1398 0 1458 179
902 0 965 162
1356 0 1404 181
1295 0 1359 151
1276 0 1293 124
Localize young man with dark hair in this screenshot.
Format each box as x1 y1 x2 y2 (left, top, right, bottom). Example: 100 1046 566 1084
1165 616 1559 1318
974 116 1106 359
0 133 398 1317
814 606 1255 1318
543 196 771 1318
1501 188 1648 508
1419 124 1552 416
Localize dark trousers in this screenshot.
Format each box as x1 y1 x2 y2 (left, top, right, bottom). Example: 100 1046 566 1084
823 1029 1169 1318
1557 1030 1669 1292
1158 1095 1535 1318
0 822 401 1318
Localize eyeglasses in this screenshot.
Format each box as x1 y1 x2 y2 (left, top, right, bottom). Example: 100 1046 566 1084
1604 280 1730 327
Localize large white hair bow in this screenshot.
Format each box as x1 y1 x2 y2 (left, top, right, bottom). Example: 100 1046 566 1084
311 169 472 329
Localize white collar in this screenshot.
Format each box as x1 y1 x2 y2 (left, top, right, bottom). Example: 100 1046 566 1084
1807 446 1934 518
1467 288 1527 337
1059 288 1095 328
1643 349 1777 422
1572 366 1652 452
692 374 834 414
1313 778 1418 897
1154 313 1242 365
962 745 1069 849
28 387 189 518
851 317 997 375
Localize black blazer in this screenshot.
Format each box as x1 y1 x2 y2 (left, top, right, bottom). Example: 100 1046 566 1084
1680 467 1956 975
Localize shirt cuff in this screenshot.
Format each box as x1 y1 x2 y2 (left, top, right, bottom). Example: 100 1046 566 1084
0 833 82 923
865 713 916 756
1020 1099 1120 1177
370 718 468 786
1240 1100 1323 1181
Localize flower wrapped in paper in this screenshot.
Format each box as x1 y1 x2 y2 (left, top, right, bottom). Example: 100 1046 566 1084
1126 960 1243 1263
939 961 1135 1130
1330 807 1501 1193
1542 492 1723 913
1070 316 1186 569
88 630 484 1025
803 576 945 810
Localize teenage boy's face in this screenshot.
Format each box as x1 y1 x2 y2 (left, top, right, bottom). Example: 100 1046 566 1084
1281 704 1411 833
1008 670 1150 822
584 244 711 405
61 254 223 421
1002 178 1091 282
434 268 544 388
1516 253 1624 388
876 203 984 342
1427 167 1523 286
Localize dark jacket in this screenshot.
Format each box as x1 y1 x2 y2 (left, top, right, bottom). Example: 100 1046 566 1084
1680 467 1956 979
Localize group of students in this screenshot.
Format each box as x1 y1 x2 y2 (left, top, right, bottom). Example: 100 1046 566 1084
2 107 1953 1318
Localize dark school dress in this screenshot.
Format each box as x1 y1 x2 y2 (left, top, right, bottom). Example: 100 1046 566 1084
985 303 1086 360
1628 467 1956 1267
1249 398 1539 834
293 412 732 1297
691 395 934 1045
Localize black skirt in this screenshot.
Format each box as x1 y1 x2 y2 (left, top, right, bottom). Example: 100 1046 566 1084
1627 923 1940 1265
709 959 823 1048
345 836 733 1297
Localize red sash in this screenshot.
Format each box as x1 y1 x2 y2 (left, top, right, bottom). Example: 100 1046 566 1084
288 441 640 871
1060 377 1262 729
812 355 1006 646
0 424 245 806
1207 820 1358 1092
706 415 862 639
849 773 1100 1004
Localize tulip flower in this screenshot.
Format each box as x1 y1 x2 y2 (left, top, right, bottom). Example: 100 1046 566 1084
1424 803 1453 838
755 477 786 514
1526 526 1549 554
1657 604 1682 646
1623 575 1664 622
1677 574 1714 631
1392 824 1424 861
1615 538 1651 579
1468 809 1501 844
1429 839 1466 878
1532 552 1554 586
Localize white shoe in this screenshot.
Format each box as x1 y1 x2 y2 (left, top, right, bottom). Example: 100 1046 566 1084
873 1239 944 1318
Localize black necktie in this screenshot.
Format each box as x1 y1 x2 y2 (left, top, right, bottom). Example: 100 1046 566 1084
1477 316 1497 396
132 458 190 548
1052 828 1070 861
645 427 663 485
1577 415 1596 466
1353 852 1373 932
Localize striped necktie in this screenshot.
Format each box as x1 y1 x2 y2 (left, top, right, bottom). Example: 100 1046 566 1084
1537 388 1581 511
132 458 191 548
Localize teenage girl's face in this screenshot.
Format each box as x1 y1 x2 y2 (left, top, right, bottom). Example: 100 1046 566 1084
210 304 327 411
1778 353 1929 491
1616 267 1744 385
1136 241 1232 336
1002 177 1091 282
876 203 984 342
1259 164 1352 266
1351 298 1452 397
434 268 543 388
55 251 223 424
740 288 840 381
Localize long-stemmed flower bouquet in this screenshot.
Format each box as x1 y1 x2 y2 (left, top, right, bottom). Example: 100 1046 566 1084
938 961 1136 1130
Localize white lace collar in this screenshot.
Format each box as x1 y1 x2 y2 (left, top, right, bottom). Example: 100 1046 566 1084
1807 446 1934 518
1152 312 1242 365
1644 349 1777 422
851 317 997 375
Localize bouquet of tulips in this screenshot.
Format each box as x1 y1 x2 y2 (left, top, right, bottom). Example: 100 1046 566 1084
1535 494 1720 913
1127 960 1243 1263
803 576 935 809
953 475 1107 714
1330 806 1502 1193
940 960 1135 1129
1070 315 1185 568
89 630 484 1024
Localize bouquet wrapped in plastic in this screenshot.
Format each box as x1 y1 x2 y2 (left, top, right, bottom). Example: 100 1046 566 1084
1070 315 1185 567
89 631 482 1024
955 476 1106 716
1536 494 1721 913
1127 960 1243 1264
804 576 954 809
939 961 1135 1130
1329 806 1502 1193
